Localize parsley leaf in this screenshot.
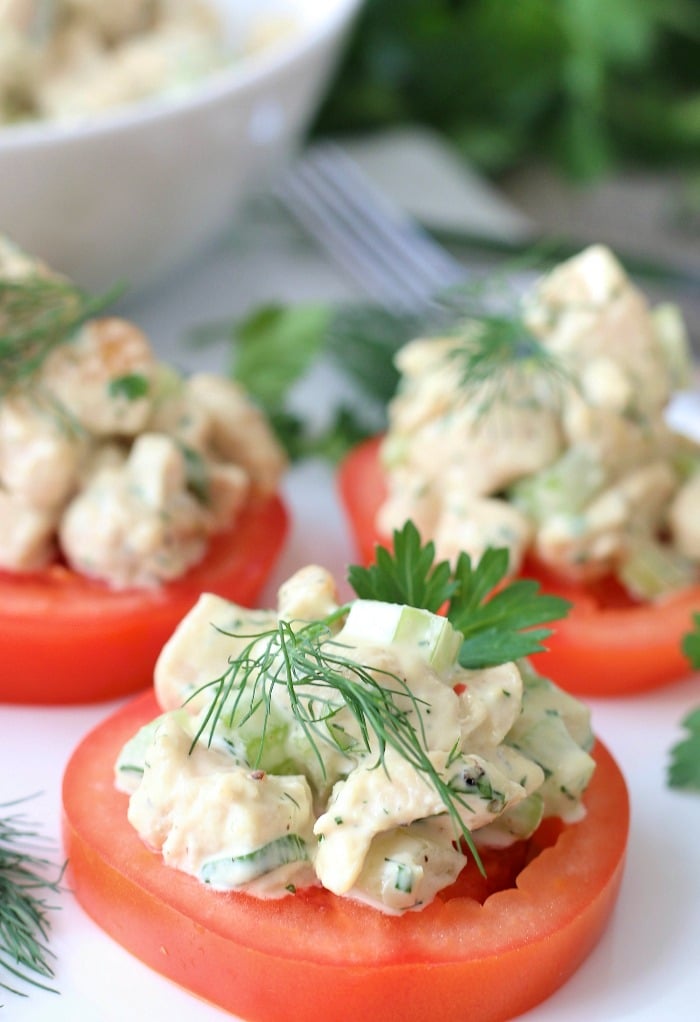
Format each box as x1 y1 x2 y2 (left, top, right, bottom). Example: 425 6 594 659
191 300 424 462
681 612 700 669
231 303 331 410
448 548 571 669
668 614 700 791
108 373 149 401
348 521 570 669
668 707 700 791
349 522 455 612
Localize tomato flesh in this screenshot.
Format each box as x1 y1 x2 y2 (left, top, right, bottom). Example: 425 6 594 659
2 494 287 705
62 690 629 1022
338 436 699 696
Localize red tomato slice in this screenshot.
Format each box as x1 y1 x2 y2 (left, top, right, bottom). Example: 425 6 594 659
2 494 288 706
62 690 629 1022
337 436 699 697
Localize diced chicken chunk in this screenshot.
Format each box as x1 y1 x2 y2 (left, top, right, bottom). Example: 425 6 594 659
0 394 89 508
40 317 157 436
59 434 209 588
187 373 287 494
0 489 58 570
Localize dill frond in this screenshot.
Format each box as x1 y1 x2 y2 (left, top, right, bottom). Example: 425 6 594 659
0 796 64 999
0 274 120 396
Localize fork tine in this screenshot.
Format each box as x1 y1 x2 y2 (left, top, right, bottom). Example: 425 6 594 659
275 142 466 312
279 162 419 312
309 145 464 289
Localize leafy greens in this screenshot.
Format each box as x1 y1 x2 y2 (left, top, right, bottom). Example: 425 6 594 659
350 522 570 669
668 614 700 791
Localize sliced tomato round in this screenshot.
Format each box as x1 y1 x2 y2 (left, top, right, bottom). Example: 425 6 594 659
337 436 700 697
2 494 288 706
62 690 629 1022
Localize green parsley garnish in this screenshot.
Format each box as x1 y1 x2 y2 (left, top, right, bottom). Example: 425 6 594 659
0 797 64 1000
668 614 700 791
350 522 571 668
668 708 700 791
107 373 150 401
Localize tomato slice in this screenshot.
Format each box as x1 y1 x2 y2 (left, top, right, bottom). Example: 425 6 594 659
62 690 629 1022
2 494 288 705
337 436 700 697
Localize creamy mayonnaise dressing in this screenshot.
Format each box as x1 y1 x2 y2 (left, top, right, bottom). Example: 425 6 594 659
378 245 700 600
0 237 286 587
116 564 595 914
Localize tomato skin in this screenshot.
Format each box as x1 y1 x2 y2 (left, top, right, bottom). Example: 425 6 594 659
62 690 629 1022
1 494 287 706
338 436 700 697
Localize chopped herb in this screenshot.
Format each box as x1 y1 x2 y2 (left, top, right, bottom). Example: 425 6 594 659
177 442 210 504
108 373 150 401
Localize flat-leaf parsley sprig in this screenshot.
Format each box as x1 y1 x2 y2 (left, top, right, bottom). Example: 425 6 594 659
190 521 570 868
350 522 571 669
667 614 700 791
0 796 65 1000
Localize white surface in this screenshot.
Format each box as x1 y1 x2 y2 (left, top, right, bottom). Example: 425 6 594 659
0 0 362 291
2 207 700 1022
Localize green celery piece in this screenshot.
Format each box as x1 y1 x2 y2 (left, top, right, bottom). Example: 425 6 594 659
618 537 698 601
199 834 309 888
509 446 605 524
115 714 169 778
336 599 462 678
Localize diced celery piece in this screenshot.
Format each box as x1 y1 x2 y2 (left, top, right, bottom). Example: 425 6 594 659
517 662 594 750
475 792 544 847
509 446 605 524
507 714 595 820
352 821 466 912
199 834 308 888
115 713 169 781
336 600 461 677
618 536 697 601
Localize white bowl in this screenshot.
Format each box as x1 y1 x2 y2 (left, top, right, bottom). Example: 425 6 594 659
0 0 362 292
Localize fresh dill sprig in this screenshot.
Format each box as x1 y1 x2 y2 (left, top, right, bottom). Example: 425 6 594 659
444 312 573 416
189 616 485 869
189 521 570 872
350 522 571 668
0 274 120 395
0 796 64 1000
212 255 575 458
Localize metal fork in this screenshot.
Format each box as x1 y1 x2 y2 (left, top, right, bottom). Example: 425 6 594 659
274 142 467 314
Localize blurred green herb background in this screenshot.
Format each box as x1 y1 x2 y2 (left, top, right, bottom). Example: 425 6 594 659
313 0 700 182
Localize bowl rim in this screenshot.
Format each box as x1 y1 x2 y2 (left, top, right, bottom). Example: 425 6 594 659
0 0 363 151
